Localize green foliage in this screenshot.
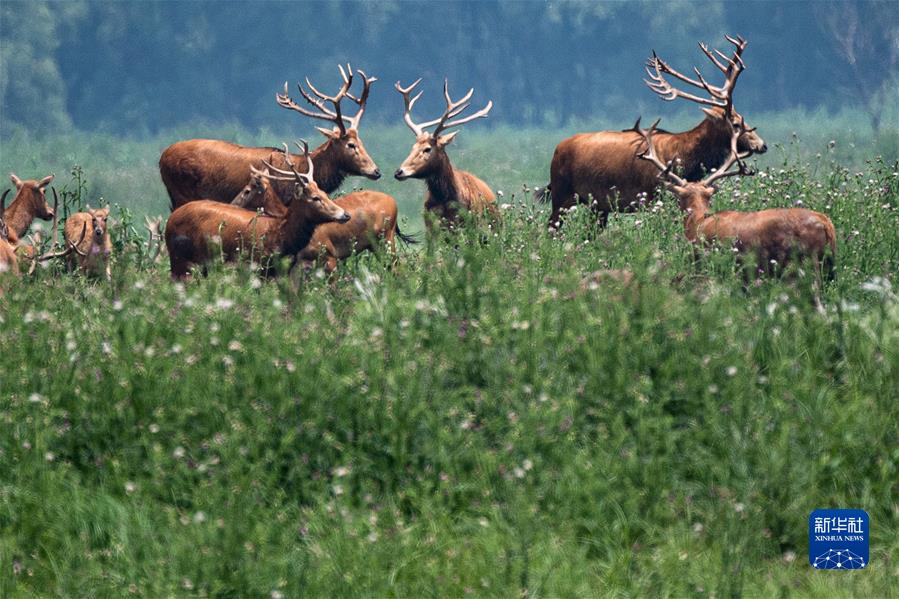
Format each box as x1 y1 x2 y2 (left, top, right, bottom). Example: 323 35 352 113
0 149 897 596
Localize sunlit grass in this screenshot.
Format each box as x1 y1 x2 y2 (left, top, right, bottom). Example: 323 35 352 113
0 143 897 596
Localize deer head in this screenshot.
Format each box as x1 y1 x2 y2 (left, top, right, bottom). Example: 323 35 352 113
8 173 56 220
393 78 493 180
276 64 381 180
262 140 351 225
635 116 754 213
645 35 766 154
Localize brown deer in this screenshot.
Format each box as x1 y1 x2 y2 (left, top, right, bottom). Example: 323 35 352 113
230 166 288 217
0 190 19 278
61 207 113 279
164 141 350 279
160 65 380 210
297 191 416 273
3 173 56 240
394 78 498 230
635 118 836 285
546 35 767 229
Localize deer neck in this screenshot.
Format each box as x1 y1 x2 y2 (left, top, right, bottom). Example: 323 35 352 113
309 142 346 194
681 197 711 242
278 205 320 256
4 194 35 238
675 117 732 181
425 153 458 206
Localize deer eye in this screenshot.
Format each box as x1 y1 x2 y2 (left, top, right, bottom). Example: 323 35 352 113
347 142 357 150
423 147 432 154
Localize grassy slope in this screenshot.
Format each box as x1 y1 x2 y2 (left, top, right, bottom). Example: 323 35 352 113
0 124 897 596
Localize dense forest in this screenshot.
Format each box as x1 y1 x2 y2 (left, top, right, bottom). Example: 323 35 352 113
2 1 896 137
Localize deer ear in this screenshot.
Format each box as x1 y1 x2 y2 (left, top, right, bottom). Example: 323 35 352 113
10 173 22 188
437 131 459 147
38 175 54 188
316 126 340 140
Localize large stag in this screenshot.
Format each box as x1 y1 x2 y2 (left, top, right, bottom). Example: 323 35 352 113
164 141 350 279
394 78 498 230
635 119 836 284
546 35 767 229
159 65 380 210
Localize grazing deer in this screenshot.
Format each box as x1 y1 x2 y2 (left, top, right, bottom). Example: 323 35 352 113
546 35 767 229
635 119 836 286
2 173 56 239
165 141 350 279
160 65 380 210
394 78 498 230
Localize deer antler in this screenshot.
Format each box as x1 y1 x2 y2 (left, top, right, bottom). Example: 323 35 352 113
0 189 9 241
342 67 377 130
37 222 87 262
261 140 314 186
645 35 748 115
701 120 755 186
276 64 354 134
634 118 689 188
395 78 492 138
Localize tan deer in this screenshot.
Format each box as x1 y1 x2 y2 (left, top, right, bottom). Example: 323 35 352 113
164 141 350 279
394 78 498 230
546 35 767 229
2 173 56 240
635 118 836 287
160 65 380 210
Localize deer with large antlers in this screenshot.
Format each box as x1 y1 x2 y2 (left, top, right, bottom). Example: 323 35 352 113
635 118 836 285
394 78 498 230
545 35 767 229
164 141 350 279
159 65 380 211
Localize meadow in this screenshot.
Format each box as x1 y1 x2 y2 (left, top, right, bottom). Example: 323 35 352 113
1 114 897 597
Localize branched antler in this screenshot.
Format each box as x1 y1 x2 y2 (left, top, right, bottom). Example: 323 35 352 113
276 64 354 134
395 78 492 138
645 35 748 115
634 118 688 188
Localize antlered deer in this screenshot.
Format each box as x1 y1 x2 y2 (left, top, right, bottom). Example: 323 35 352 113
165 141 350 279
635 119 836 286
394 78 498 230
3 173 56 239
160 65 380 210
546 35 767 229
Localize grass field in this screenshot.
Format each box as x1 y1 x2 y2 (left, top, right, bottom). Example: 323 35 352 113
1 118 898 596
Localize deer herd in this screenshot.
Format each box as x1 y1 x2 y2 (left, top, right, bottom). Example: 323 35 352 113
1 36 837 297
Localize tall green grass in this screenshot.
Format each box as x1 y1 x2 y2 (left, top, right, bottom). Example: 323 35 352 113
0 134 897 596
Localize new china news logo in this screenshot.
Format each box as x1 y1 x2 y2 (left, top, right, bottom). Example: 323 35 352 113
809 509 869 569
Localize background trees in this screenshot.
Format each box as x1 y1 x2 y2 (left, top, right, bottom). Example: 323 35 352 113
1 1 896 136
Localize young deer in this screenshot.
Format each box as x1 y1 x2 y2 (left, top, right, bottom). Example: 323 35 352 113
230 166 287 217
160 65 380 210
62 206 113 279
635 119 836 285
394 78 498 230
3 173 56 240
546 35 767 229
165 141 350 279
